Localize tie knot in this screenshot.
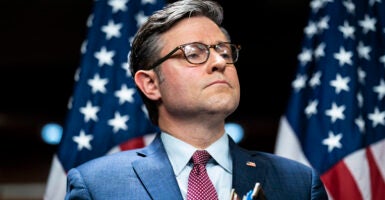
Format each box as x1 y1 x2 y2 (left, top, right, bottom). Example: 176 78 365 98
191 150 211 165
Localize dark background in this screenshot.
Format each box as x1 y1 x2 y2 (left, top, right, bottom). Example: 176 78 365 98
0 0 309 185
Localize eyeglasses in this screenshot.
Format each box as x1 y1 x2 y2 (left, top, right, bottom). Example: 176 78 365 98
147 42 241 70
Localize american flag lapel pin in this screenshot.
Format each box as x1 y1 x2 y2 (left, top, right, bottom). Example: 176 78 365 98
246 161 256 167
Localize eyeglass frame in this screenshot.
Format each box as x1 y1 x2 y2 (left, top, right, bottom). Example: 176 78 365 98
146 42 241 70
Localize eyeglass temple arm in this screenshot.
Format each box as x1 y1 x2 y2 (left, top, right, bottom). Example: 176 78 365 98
147 47 181 70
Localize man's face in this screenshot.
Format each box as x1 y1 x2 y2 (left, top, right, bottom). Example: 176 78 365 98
151 16 240 122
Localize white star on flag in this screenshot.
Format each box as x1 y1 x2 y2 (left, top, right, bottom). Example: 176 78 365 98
298 48 312 65
339 21 355 39
325 102 346 123
357 41 371 60
73 130 94 151
108 112 129 133
108 0 128 13
358 14 376 33
80 101 100 122
305 100 318 118
135 11 149 27
334 47 353 66
94 46 115 66
88 74 108 94
330 74 350 94
322 131 343 152
373 79 385 100
101 20 122 40
309 71 321 88
368 107 385 127
115 84 136 104
292 74 307 91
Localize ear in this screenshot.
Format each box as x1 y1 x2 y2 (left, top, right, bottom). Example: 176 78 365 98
134 70 161 100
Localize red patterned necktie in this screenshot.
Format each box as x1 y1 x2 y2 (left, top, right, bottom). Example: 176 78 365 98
187 150 218 200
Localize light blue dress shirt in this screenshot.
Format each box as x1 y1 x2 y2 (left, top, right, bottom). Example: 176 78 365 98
161 132 233 200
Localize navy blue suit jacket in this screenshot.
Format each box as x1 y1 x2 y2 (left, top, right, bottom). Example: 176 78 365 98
65 134 328 199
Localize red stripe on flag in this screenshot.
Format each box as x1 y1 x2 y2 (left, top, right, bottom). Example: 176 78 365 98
321 160 363 200
366 148 385 200
119 136 145 150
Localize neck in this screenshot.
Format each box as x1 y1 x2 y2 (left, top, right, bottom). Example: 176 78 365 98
158 115 226 149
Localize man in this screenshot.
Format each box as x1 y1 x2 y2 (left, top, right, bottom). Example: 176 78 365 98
65 0 328 199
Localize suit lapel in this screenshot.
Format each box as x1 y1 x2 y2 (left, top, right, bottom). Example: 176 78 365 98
132 134 183 200
230 138 269 197
131 134 271 199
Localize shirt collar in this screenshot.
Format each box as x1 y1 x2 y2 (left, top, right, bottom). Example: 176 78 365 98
161 132 232 176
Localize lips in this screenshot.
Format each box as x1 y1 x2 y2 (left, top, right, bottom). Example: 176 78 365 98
206 80 231 88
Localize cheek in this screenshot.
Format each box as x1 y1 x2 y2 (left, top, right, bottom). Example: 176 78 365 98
163 66 201 86
227 70 240 88
159 71 188 95
162 73 202 103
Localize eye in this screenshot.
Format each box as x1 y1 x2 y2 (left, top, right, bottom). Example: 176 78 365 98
183 44 208 63
184 50 201 60
220 50 231 59
216 44 233 60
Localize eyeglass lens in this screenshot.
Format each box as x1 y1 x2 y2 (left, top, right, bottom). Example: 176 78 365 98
182 43 238 64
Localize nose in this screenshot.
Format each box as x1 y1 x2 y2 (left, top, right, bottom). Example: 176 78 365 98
206 49 227 73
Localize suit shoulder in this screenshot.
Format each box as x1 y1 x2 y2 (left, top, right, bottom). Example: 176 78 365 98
237 147 313 172
257 151 314 172
73 135 163 173
74 148 144 173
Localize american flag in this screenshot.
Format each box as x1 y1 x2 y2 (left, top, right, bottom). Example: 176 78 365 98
274 0 385 199
44 0 164 199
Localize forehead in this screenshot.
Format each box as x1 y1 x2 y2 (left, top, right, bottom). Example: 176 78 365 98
161 16 227 49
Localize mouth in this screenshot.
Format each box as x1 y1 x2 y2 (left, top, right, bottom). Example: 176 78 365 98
206 80 231 88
